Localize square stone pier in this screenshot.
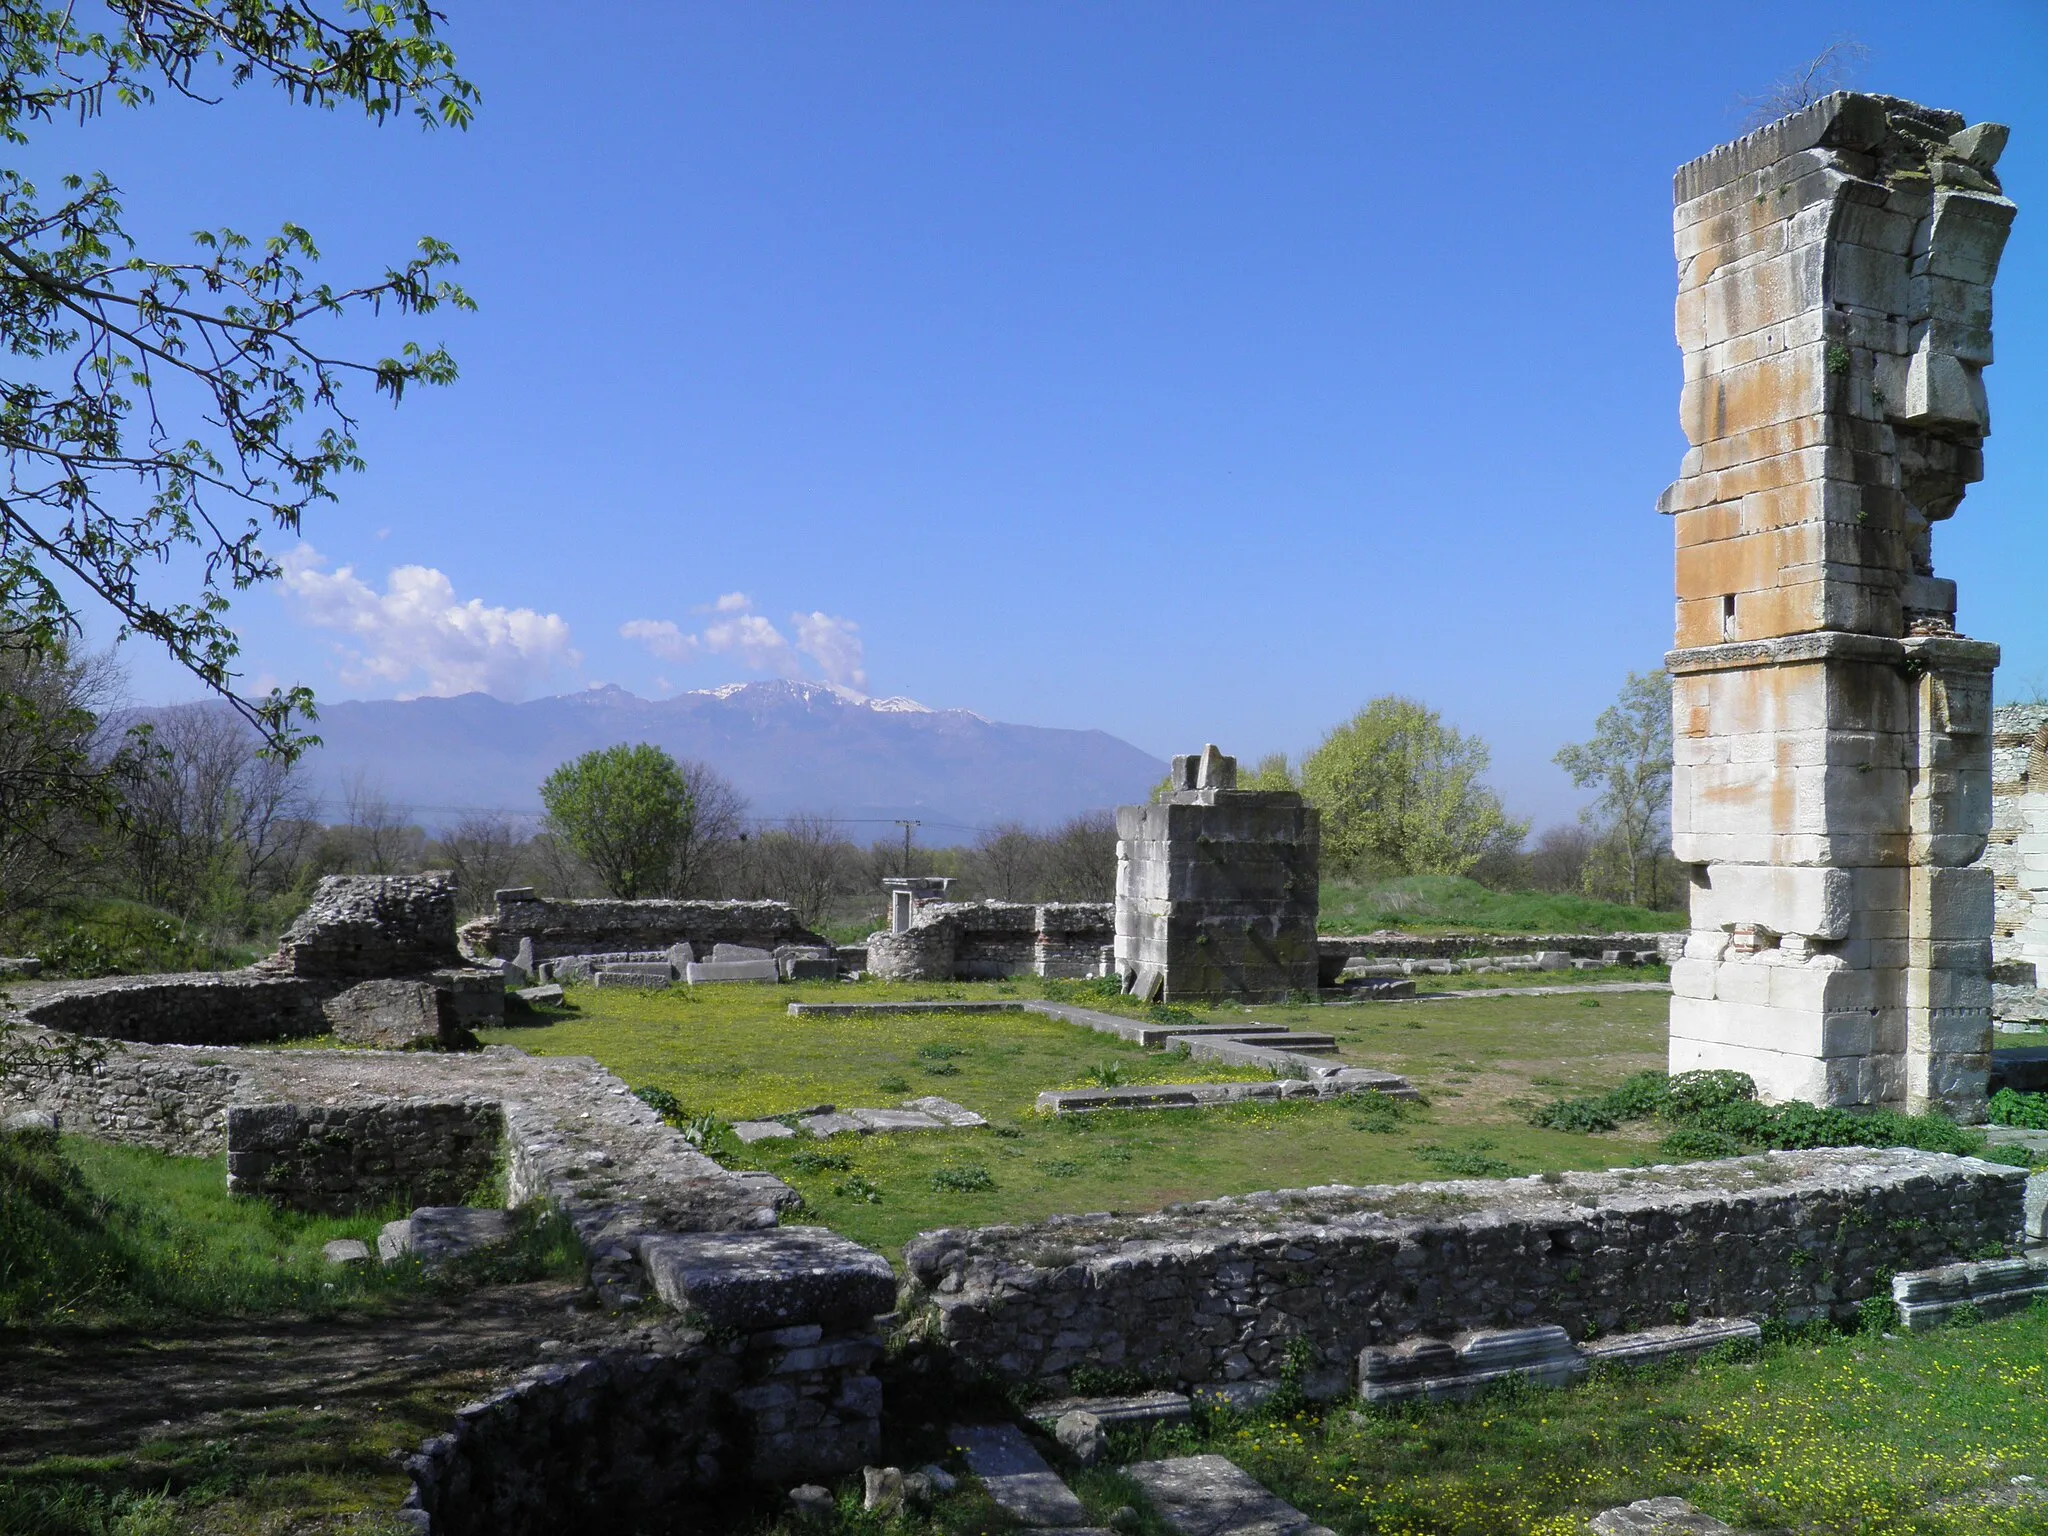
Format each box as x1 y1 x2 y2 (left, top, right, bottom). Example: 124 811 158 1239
1663 93 2016 1118
1115 745 1320 1003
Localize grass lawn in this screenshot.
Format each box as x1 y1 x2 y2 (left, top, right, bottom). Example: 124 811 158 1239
1319 875 1685 936
478 977 1679 1255
1129 1305 2048 1535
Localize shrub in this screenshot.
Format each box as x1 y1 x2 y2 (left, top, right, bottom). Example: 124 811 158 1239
1663 1069 1756 1118
931 1162 996 1193
1531 1097 1617 1133
1660 1127 1742 1161
789 1149 853 1174
1415 1143 1515 1178
633 1085 686 1123
1086 1061 1127 1088
832 1174 883 1204
1989 1087 2048 1130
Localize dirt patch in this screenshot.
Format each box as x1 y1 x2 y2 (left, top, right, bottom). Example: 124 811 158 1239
0 1280 609 1466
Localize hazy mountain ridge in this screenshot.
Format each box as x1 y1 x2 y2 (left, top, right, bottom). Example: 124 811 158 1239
271 680 1165 833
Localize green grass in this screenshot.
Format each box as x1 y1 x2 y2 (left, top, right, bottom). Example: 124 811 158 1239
1113 1306 2048 1535
0 1130 578 1327
1319 875 1684 935
478 977 1679 1255
1384 963 1669 993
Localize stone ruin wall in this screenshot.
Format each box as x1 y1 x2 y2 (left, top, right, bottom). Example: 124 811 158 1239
864 901 1113 982
906 1149 2026 1395
225 1099 504 1216
1665 93 2016 1117
1115 747 1321 1003
7 972 329 1045
459 890 827 963
1981 702 2048 978
262 871 463 980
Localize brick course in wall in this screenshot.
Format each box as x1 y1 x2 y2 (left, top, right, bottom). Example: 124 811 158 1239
904 1149 2026 1396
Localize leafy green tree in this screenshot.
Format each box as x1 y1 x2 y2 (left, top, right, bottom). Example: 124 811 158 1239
1240 752 1296 791
1299 696 1525 877
540 745 696 900
0 2 476 752
1555 670 1674 908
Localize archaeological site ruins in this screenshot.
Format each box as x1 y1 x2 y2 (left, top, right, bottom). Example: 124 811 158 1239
1664 92 2017 1119
6 91 2045 1536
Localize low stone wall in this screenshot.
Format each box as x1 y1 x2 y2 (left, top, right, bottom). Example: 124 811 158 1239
904 1149 2026 1396
0 1041 246 1154
11 972 328 1045
459 892 826 963
867 901 1113 982
227 1098 504 1215
1316 931 1679 964
400 1322 883 1536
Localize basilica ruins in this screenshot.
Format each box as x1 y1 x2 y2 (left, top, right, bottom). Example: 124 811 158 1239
1664 92 2017 1119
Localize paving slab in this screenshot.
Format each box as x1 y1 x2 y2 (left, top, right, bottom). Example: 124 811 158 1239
1123 1455 1335 1536
732 1119 798 1144
950 1422 1091 1528
798 1111 868 1138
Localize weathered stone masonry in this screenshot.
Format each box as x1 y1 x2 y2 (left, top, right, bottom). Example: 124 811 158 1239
459 890 826 963
905 1149 2025 1396
1116 747 1320 1003
865 900 1113 982
1664 94 2017 1116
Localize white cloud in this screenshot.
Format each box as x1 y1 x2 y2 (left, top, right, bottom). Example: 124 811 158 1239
704 609 797 673
279 545 578 699
793 611 866 688
620 594 868 691
618 618 698 663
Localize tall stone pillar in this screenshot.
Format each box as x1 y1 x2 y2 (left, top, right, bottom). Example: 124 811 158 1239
1115 745 1320 1003
1664 94 2015 1119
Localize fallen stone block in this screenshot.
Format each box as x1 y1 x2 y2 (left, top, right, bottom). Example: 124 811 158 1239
641 1226 896 1331
322 1237 372 1266
323 978 448 1049
1582 1317 1761 1367
3 1109 59 1134
850 1108 945 1133
593 969 672 990
1359 1324 1587 1404
713 942 774 961
902 1095 988 1127
1590 1496 1748 1534
733 1119 799 1144
0 956 42 978
514 983 565 1007
377 1206 516 1272
1893 1255 2048 1330
799 1111 867 1138
1123 1454 1336 1536
1056 1408 1107 1466
687 958 781 985
1028 1390 1192 1432
950 1423 1090 1528
782 957 840 982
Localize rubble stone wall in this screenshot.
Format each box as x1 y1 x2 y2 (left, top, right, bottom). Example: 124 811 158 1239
905 1149 2025 1395
269 873 462 980
11 972 327 1045
226 1098 504 1215
401 1326 884 1536
459 892 826 963
1 1042 247 1154
865 901 1112 982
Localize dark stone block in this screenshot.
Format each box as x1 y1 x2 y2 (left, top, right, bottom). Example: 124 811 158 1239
642 1227 896 1332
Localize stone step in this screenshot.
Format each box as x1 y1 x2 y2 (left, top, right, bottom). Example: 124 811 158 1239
1123 1455 1335 1536
1225 1031 1339 1053
1027 1390 1192 1432
950 1422 1091 1528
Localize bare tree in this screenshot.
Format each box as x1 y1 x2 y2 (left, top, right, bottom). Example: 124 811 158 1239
750 814 860 928
673 759 748 896
437 812 526 916
1740 39 1870 127
342 772 423 875
968 821 1042 902
1038 812 1118 903
1527 824 1597 894
115 704 313 925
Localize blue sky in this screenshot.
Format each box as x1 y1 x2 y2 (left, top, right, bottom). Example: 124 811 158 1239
42 1 2048 828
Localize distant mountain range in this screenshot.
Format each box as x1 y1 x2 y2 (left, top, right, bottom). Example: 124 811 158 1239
274 680 1166 836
